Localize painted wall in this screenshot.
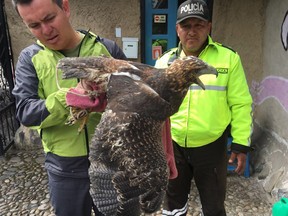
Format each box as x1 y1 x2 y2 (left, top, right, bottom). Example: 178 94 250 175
213 0 288 201
257 0 288 138
252 0 288 200
5 0 288 201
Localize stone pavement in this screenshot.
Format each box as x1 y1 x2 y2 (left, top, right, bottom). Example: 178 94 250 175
0 147 273 216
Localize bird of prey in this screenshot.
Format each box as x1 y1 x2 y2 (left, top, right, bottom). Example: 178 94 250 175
57 56 217 216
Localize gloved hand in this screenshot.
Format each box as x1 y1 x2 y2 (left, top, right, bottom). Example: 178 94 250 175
66 80 107 112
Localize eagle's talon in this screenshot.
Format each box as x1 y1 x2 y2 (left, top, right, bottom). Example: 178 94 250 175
66 107 90 132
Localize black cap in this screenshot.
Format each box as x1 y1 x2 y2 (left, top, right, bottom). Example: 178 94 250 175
176 0 210 24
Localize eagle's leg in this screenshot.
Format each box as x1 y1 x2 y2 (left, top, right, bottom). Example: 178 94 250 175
66 107 89 132
77 114 89 132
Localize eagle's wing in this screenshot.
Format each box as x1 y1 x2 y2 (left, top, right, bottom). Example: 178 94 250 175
89 74 169 215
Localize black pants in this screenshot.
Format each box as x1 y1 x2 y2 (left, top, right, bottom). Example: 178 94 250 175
162 133 228 216
47 171 104 216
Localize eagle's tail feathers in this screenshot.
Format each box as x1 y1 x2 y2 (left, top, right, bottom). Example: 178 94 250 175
89 162 119 216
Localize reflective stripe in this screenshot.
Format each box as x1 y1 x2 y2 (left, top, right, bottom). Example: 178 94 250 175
162 202 188 216
190 85 227 91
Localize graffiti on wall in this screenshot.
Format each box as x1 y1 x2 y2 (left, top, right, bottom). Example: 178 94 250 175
281 11 288 50
252 11 288 112
251 76 288 112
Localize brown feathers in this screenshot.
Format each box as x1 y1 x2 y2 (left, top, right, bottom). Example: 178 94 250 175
57 56 217 216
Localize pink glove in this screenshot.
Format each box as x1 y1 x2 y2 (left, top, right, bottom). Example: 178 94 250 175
162 118 178 179
66 82 107 112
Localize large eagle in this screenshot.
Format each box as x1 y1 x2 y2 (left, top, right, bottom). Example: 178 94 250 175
57 56 217 216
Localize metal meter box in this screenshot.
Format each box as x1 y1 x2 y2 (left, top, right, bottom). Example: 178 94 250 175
122 37 139 59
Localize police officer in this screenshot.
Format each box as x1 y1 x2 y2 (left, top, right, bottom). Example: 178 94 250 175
155 0 253 215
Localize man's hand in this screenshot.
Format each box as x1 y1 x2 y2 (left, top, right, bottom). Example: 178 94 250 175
66 80 107 112
228 152 247 175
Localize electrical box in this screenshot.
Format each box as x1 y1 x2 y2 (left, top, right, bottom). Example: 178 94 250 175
122 37 138 59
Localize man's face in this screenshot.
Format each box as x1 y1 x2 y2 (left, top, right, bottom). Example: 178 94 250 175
17 0 72 50
176 17 211 56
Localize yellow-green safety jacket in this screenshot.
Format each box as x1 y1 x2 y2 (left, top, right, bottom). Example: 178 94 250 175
12 31 126 177
155 36 253 153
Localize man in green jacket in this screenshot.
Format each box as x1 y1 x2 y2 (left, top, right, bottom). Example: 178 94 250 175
155 0 253 215
12 0 126 215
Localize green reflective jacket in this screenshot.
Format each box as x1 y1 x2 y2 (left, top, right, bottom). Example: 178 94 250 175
155 36 253 152
13 31 126 157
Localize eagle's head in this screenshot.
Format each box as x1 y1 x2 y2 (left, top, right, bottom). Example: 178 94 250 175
166 56 218 90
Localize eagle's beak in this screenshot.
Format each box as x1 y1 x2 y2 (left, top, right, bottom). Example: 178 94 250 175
195 65 218 90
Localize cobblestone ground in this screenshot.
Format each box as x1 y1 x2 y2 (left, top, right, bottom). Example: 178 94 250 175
0 147 273 216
